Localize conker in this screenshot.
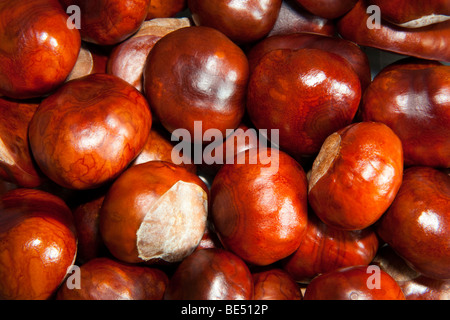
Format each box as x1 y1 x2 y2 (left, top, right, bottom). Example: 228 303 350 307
100 161 208 264
294 0 358 19
72 195 107 264
0 0 81 99
303 265 406 300
376 166 450 280
146 0 187 20
0 98 44 188
308 122 404 230
267 0 336 37
0 188 77 300
211 148 308 266
107 18 191 92
362 61 450 168
164 248 253 300
59 0 151 45
56 257 168 300
247 48 361 158
252 268 302 300
337 0 450 62
367 0 450 27
28 73 152 190
143 26 249 143
188 0 282 44
282 212 379 282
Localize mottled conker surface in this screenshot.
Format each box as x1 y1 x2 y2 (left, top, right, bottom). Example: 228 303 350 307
188 0 282 44
0 189 77 300
376 167 450 280
304 265 406 300
362 63 450 168
253 268 302 300
283 213 379 282
211 148 308 266
72 195 106 264
247 48 361 158
0 98 43 188
164 248 253 300
56 257 168 300
100 161 208 264
29 73 152 190
308 122 404 230
59 0 150 45
143 26 249 143
146 0 187 20
0 0 81 99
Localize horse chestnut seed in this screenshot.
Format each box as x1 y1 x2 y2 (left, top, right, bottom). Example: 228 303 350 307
28 73 152 190
0 188 77 300
303 265 406 300
376 166 450 280
308 122 403 230
56 257 168 300
211 148 308 266
100 161 208 264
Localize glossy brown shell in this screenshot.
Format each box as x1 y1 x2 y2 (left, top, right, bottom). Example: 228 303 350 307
28 73 152 190
252 268 303 300
56 257 169 300
72 195 107 264
99 161 208 264
376 167 450 280
247 48 361 158
308 122 404 230
362 63 450 168
146 0 187 19
282 213 380 282
337 0 450 62
0 0 81 99
247 32 371 91
60 0 150 45
163 248 254 300
0 188 77 300
267 0 336 37
211 148 309 266
188 0 282 44
0 98 44 188
303 265 406 300
294 0 357 19
143 26 249 143
368 0 450 26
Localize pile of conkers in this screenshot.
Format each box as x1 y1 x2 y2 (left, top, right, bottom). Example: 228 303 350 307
0 0 448 300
